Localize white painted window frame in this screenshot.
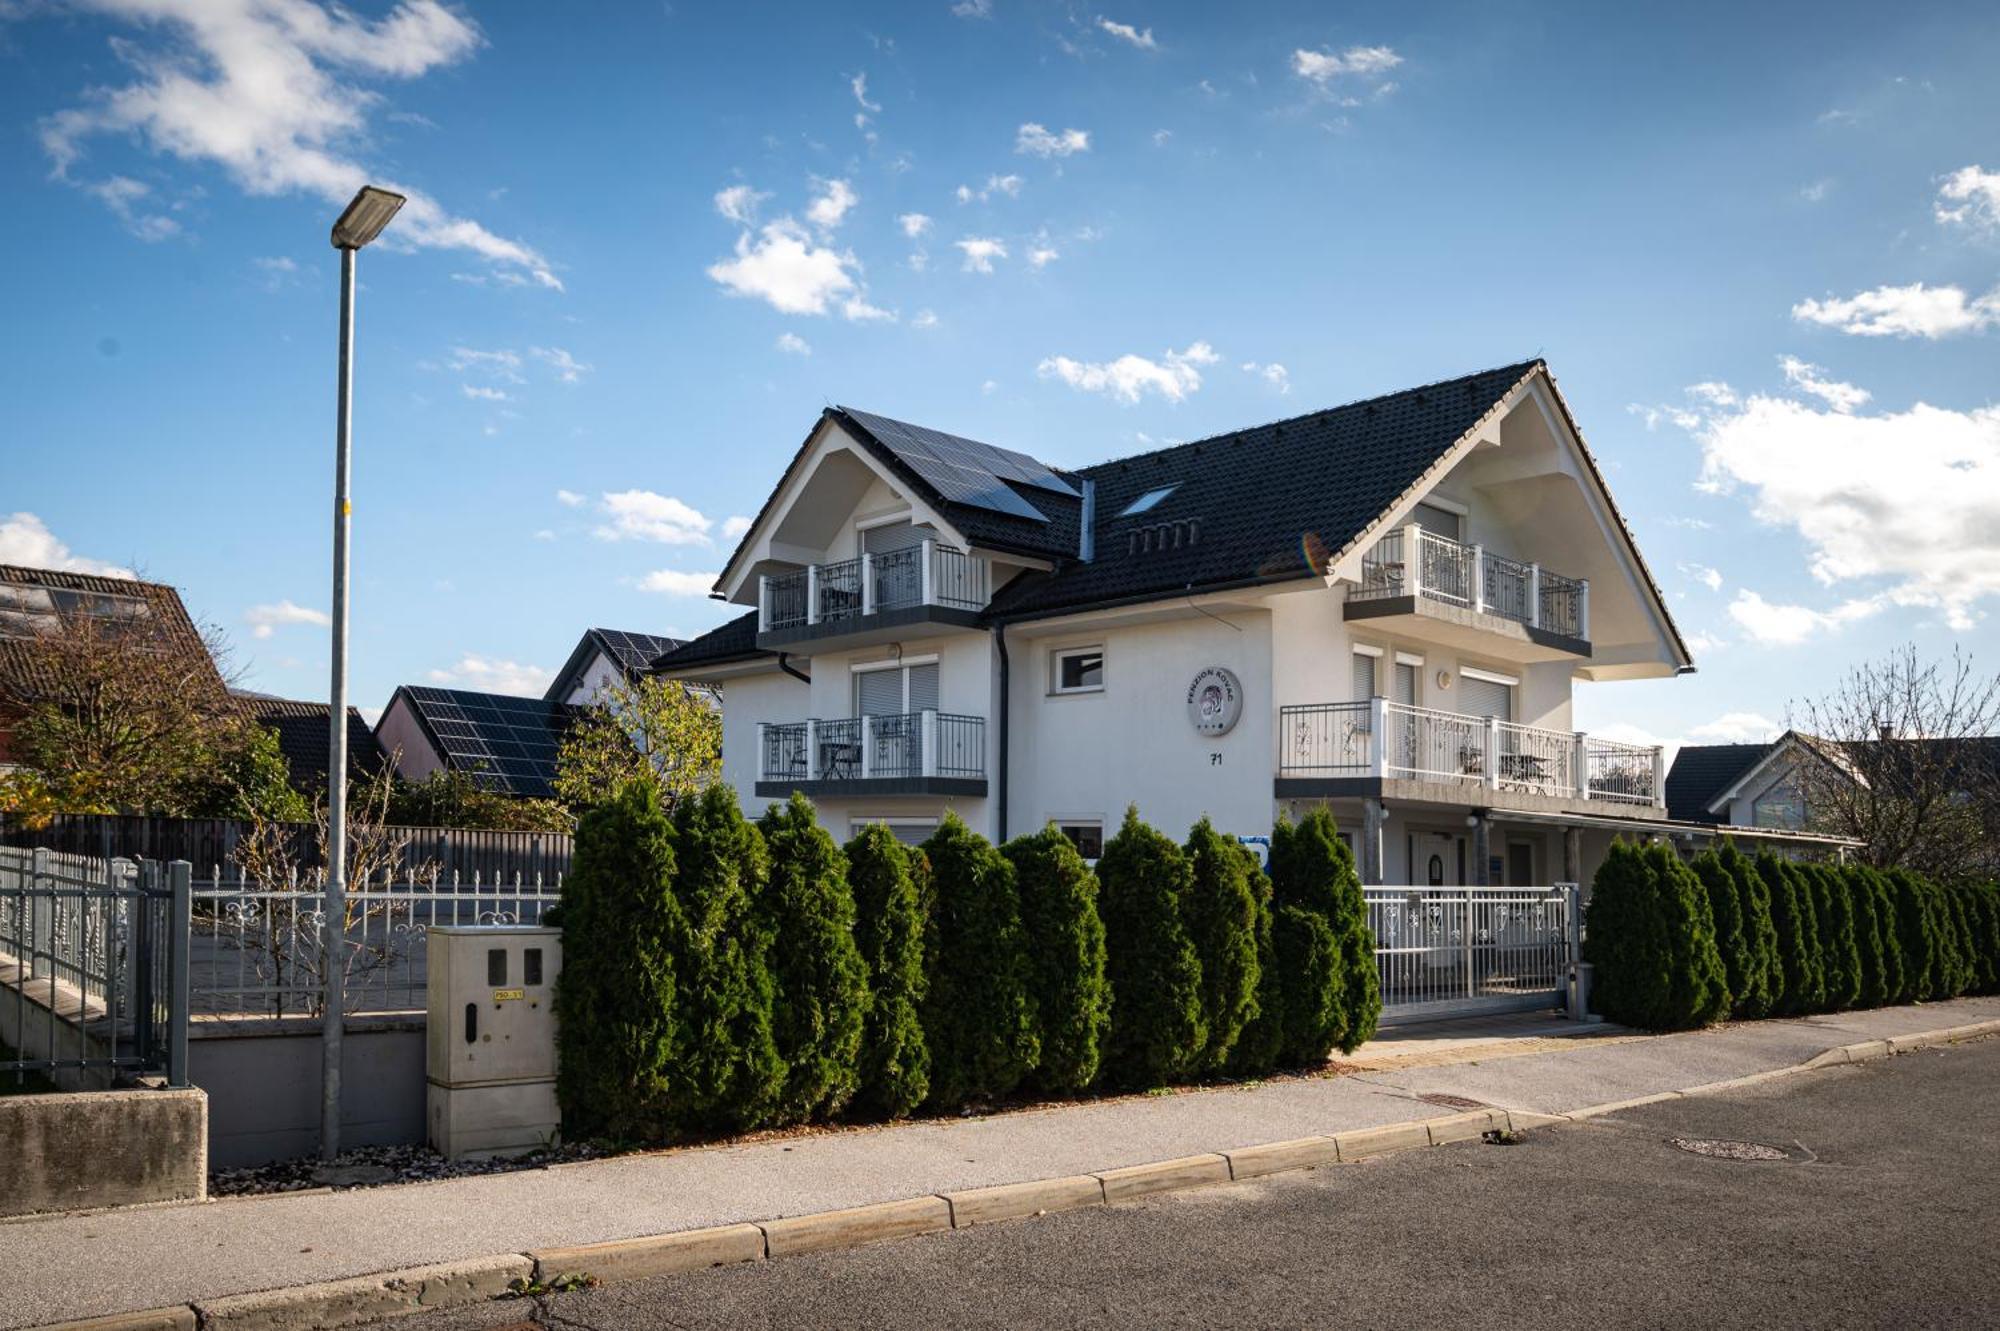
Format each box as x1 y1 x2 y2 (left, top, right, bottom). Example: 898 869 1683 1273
1050 644 1106 696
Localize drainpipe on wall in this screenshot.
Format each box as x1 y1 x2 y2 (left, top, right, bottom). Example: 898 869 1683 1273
778 652 810 685
994 623 1010 842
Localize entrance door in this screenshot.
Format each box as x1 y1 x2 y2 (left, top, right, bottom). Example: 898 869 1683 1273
1408 830 1465 887
1506 840 1535 887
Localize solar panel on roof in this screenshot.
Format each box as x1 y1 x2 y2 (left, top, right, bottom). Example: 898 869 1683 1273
841 407 1079 522
402 686 573 798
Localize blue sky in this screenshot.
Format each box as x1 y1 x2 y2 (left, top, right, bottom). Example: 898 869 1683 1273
4 1 1998 752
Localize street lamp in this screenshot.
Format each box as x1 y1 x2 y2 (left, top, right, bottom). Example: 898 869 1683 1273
321 184 404 1163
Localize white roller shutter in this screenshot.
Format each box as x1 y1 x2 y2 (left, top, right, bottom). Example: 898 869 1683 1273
1351 652 1376 701
857 669 904 716
1393 662 1418 707
863 521 935 554
907 662 940 713
1459 673 1513 722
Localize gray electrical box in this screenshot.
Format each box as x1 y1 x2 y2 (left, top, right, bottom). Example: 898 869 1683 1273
426 925 562 1158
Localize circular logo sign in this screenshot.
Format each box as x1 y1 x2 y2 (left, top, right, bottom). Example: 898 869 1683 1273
1186 666 1243 736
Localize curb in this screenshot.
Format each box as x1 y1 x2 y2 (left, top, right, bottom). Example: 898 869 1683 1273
30 1017 1999 1331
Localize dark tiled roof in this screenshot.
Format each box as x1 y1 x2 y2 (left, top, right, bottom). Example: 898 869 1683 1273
1665 742 1774 822
651 610 761 671
545 628 683 701
0 564 225 702
382 686 576 799
242 697 387 798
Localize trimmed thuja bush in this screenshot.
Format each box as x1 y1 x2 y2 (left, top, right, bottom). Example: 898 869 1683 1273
1759 854 1825 1016
1226 861 1284 1079
665 784 784 1135
1809 864 1864 1012
554 780 680 1141
1003 824 1112 1094
1269 808 1381 1056
1692 845 1760 1020
1097 806 1207 1088
844 824 929 1119
1887 869 1944 1002
1183 818 1262 1076
1583 841 1730 1032
1722 841 1782 1019
1845 864 1893 1010
921 813 1040 1106
757 794 868 1124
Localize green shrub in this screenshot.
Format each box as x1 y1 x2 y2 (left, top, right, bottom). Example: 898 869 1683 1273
1720 841 1781 1019
1225 859 1284 1079
1937 882 1977 999
1584 841 1729 1031
1272 904 1342 1064
1183 819 1262 1075
921 813 1039 1106
665 784 784 1135
1693 845 1768 1020
1962 884 2000 995
1003 824 1112 1094
554 780 679 1141
1843 865 1890 1009
1887 869 1944 1001
1760 854 1825 1015
1809 864 1863 1011
1097 806 1206 1088
1269 809 1380 1054
1859 867 1908 1005
844 824 929 1119
757 795 868 1123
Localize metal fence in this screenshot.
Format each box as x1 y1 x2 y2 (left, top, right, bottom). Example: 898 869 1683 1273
1364 884 1578 1024
0 847 189 1085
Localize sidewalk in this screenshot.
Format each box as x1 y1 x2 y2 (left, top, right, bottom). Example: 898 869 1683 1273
8 995 2000 1329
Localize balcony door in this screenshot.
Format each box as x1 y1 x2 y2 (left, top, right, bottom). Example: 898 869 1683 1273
856 661 939 778
862 520 935 612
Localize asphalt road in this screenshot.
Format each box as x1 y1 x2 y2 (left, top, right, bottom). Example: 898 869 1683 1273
396 1036 2000 1331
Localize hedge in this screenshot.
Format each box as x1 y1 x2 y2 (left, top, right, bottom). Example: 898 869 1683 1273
1226 861 1284 1079
1184 818 1262 1076
844 824 929 1118
1096 806 1206 1088
1270 809 1380 1055
758 794 868 1123
1582 841 1729 1031
921 813 1040 1106
1760 854 1825 1016
1003 823 1111 1094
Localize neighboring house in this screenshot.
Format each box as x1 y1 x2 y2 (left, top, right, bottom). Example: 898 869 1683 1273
546 628 683 707
374 686 574 799
238 696 387 801
0 563 225 768
1669 730 2000 832
655 360 1844 886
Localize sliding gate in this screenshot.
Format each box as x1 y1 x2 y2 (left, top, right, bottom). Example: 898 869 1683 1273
1363 884 1579 1025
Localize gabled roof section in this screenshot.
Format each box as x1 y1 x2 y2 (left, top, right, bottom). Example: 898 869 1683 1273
986 360 1544 619
380 685 575 799
650 611 762 672
1665 741 1774 823
0 563 225 702
241 696 387 798
545 628 683 702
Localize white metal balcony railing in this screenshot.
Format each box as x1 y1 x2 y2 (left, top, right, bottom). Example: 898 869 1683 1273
1354 526 1589 640
759 540 989 634
757 711 986 784
1277 698 1664 807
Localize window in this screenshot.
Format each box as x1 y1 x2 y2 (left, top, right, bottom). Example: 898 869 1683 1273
1052 647 1104 694
1753 784 1805 829
1458 667 1516 722
1351 649 1377 701
1412 501 1462 542
855 660 940 715
1056 820 1104 860
850 818 937 847
1119 485 1177 516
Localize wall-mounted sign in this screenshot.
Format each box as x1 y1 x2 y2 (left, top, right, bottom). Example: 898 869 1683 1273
1187 666 1243 736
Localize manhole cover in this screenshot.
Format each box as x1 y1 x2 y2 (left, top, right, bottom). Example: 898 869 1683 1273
1669 1137 1789 1162
311 1163 398 1187
1418 1092 1490 1110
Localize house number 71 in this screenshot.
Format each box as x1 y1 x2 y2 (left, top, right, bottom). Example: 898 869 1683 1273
1209 752 1223 766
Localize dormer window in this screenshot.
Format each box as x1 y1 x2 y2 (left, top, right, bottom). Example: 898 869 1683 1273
1119 485 1177 516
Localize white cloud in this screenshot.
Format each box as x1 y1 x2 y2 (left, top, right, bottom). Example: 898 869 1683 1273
714 183 769 224
243 599 330 639
449 346 524 381
0 512 134 578
1727 589 1885 645
532 528 556 542
461 384 509 401
1687 711 1782 743
898 211 933 238
720 515 754 541
1687 381 1737 408
775 331 811 355
954 184 974 204
984 173 1024 198
1037 340 1219 405
1679 562 1723 592
1800 179 1833 204
981 379 998 395
531 346 590 384
1152 128 1172 146
43 0 560 288
1683 369 2000 630
1241 361 1290 393
912 308 940 329
1028 246 1059 268
951 0 992 16
1935 164 2000 232
842 296 897 323
593 491 713 546
554 489 585 508
637 569 718 596
806 178 858 230
707 218 861 316
1791 282 2000 339
84 174 180 241
955 236 1008 273
1097 18 1156 49
1777 356 1868 413
1015 123 1090 157
426 654 551 697
850 72 880 114
1292 45 1403 84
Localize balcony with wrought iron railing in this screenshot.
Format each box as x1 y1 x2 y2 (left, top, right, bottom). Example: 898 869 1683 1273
1349 525 1589 647
757 540 989 649
1276 698 1664 811
755 710 987 796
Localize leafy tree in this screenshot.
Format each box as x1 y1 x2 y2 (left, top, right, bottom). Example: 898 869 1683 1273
1759 854 1825 1014
181 719 311 823
1095 806 1205 1087
1584 841 1729 1030
1182 819 1261 1076
553 780 678 1140
757 795 868 1123
1003 824 1111 1094
665 784 783 1134
553 675 721 815
387 766 572 833
1269 810 1379 1054
921 813 1039 1106
844 824 929 1118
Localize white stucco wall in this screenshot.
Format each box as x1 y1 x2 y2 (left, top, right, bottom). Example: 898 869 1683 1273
560 652 624 707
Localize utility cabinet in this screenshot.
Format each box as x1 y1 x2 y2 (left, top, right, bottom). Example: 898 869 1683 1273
426 925 561 1158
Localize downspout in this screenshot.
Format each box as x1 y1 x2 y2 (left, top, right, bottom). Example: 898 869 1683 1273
994 623 1009 842
778 652 810 685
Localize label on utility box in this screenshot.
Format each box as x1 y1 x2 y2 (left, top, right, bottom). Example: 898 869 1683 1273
492 988 525 1002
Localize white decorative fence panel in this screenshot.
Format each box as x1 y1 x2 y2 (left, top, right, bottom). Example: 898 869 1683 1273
1364 884 1579 1024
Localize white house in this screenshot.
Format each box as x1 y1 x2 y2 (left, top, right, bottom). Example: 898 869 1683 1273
655 361 1843 884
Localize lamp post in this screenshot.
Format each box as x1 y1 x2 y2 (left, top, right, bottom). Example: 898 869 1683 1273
321 185 405 1163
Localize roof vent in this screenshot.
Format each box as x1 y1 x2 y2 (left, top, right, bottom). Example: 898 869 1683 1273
1126 518 1201 556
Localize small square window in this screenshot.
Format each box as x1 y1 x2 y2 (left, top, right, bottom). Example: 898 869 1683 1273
1053 648 1104 694
1057 822 1104 860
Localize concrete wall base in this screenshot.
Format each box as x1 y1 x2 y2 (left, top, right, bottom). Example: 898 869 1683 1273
0 1087 206 1216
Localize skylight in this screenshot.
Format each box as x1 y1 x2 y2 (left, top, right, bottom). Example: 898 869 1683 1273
1119 485 1177 516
